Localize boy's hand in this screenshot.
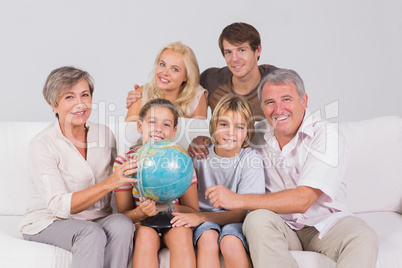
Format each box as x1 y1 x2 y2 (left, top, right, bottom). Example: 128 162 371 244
205 185 241 210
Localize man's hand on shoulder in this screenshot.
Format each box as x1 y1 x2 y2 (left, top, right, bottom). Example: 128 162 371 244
188 136 211 159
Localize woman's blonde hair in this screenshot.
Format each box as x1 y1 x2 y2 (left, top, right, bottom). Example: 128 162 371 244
142 41 200 118
209 94 255 148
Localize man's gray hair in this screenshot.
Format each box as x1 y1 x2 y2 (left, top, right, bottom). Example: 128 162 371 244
257 68 306 103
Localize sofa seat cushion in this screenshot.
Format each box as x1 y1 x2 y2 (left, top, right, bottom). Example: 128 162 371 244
1 216 332 268
0 216 170 268
0 216 71 268
2 212 401 268
355 211 402 267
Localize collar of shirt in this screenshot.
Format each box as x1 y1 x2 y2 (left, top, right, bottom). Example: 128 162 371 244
53 119 90 138
262 109 319 155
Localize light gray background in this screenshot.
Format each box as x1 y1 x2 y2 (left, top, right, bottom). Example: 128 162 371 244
1 0 401 123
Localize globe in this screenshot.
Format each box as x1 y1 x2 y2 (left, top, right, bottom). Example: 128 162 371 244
135 139 194 207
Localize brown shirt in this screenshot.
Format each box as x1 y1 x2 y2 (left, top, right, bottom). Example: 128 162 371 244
200 64 277 120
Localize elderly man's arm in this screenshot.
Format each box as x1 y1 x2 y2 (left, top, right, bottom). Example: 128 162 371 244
206 185 323 214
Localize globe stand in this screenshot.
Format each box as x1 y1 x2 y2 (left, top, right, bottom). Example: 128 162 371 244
141 201 174 229
141 211 174 229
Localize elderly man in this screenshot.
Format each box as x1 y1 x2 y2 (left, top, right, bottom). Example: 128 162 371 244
192 68 379 267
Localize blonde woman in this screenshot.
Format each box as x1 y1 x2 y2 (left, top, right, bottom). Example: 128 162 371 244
126 41 208 121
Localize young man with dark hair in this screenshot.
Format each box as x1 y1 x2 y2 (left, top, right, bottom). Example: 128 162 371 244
202 22 276 119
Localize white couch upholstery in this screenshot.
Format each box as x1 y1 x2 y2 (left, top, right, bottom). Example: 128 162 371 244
1 116 401 268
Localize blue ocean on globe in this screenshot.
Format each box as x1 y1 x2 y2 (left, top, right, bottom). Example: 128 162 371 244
135 139 193 203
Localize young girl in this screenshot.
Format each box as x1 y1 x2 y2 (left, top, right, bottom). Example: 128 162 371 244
126 41 208 121
114 98 199 268
171 94 266 268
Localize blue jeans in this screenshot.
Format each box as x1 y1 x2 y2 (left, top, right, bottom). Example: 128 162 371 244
194 221 249 252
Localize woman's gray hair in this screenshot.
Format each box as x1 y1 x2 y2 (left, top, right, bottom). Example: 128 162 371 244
43 66 94 107
257 68 306 103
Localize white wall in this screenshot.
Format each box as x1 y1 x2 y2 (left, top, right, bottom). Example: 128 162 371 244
1 0 401 123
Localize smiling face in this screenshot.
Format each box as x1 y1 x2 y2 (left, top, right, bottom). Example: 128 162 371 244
155 49 187 94
137 106 177 145
222 40 261 80
213 110 247 157
261 82 308 146
50 79 92 130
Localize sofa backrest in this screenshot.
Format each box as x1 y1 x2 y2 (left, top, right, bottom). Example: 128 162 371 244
0 122 52 216
340 116 402 214
1 116 401 216
109 117 210 156
0 118 210 216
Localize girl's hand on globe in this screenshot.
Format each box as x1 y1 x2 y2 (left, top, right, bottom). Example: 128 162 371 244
107 160 138 190
170 212 202 228
139 198 158 217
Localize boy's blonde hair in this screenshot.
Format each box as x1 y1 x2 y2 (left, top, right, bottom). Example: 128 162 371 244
142 41 200 118
209 94 255 148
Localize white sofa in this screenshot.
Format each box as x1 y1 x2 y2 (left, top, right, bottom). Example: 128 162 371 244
1 116 402 268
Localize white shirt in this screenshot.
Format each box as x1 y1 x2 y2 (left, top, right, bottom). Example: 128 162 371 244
253 110 351 238
188 84 208 116
19 121 117 235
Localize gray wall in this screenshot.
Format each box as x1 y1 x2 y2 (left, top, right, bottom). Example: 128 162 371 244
1 0 401 123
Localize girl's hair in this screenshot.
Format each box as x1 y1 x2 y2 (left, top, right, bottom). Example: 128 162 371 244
142 41 200 118
138 98 180 127
131 98 179 149
209 94 255 148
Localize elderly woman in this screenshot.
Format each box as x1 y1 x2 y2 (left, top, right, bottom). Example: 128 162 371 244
19 66 137 268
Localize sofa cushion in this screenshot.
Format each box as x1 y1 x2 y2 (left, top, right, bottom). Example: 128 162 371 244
0 122 51 216
355 211 402 267
0 216 72 268
117 118 210 155
339 116 402 213
0 118 210 216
